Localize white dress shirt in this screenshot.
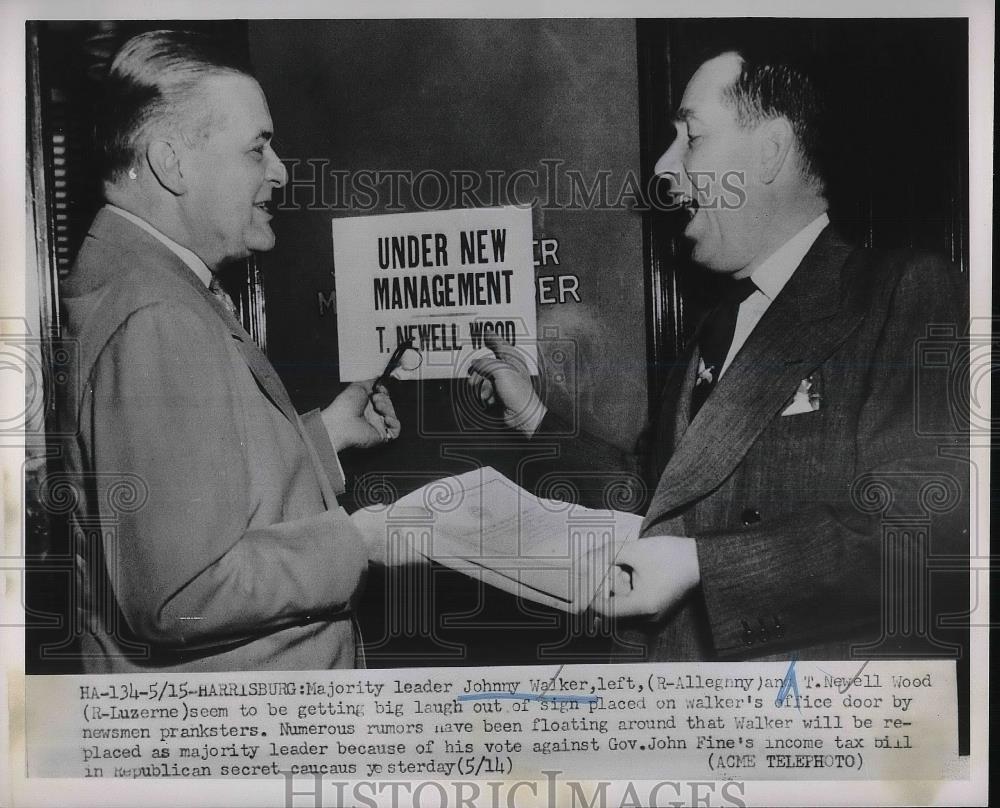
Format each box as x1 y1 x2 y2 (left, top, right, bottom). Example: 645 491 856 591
105 204 213 288
719 212 830 377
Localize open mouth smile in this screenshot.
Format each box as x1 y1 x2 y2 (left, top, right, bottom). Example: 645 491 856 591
677 195 699 220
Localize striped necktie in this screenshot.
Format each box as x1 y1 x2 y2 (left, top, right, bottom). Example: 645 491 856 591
208 275 239 319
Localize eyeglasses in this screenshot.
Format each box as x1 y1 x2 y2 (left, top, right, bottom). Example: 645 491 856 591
373 338 422 391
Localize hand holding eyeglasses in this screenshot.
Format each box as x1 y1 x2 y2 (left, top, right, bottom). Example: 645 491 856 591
356 338 423 444
320 344 419 451
371 338 423 396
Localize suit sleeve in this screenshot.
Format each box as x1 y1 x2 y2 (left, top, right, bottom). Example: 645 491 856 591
299 408 347 496
85 302 368 649
492 409 645 512
694 255 968 656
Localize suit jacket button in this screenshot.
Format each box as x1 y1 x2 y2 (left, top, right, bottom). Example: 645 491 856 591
741 508 762 526
741 620 754 646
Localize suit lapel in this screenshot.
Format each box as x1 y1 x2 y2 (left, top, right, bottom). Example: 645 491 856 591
206 297 301 428
83 208 301 429
643 228 864 531
645 349 699 482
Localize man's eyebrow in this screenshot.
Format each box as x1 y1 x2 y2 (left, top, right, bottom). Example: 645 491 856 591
673 108 696 124
253 129 273 142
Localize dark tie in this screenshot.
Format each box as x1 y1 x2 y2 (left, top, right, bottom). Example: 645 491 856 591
690 276 757 418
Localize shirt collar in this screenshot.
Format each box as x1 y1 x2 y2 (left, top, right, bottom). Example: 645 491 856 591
749 212 830 300
105 204 213 288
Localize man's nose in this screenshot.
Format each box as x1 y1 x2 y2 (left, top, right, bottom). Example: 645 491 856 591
654 135 685 183
266 148 288 188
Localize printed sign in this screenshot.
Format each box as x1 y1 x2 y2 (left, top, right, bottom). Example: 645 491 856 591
332 206 537 381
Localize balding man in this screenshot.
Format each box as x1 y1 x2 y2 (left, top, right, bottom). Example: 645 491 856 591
58 30 399 672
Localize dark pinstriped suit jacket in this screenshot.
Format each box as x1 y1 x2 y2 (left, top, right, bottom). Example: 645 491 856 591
621 227 968 661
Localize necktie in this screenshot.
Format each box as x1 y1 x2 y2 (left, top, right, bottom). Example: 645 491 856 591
209 275 239 319
690 276 757 418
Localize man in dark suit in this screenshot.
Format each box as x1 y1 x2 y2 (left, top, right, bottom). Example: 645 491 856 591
472 48 967 660
58 31 402 672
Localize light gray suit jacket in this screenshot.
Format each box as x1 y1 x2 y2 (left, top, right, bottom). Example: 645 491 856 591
57 208 369 672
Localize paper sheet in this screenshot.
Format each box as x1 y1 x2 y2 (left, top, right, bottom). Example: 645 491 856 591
357 467 642 611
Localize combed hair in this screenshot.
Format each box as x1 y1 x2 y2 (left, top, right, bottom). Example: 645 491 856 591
719 48 829 191
96 30 255 183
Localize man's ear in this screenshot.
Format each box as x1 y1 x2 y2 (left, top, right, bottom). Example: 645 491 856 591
146 139 186 196
757 117 795 184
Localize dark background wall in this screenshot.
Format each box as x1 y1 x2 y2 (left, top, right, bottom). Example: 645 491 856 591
250 19 648 453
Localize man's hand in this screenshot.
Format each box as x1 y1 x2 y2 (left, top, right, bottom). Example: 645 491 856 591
588 536 701 621
467 332 547 435
321 380 401 452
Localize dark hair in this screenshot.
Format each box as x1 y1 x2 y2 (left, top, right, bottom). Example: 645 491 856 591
715 46 829 191
96 30 255 183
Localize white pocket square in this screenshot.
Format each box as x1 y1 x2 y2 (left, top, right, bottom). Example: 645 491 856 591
781 377 821 416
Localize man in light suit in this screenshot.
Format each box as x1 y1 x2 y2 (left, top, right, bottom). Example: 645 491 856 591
472 48 967 660
58 31 402 672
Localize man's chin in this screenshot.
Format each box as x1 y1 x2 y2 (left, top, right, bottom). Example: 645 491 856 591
689 242 729 273
689 239 711 266
244 228 277 254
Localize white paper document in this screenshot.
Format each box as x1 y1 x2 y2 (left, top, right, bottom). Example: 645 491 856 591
354 467 642 611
